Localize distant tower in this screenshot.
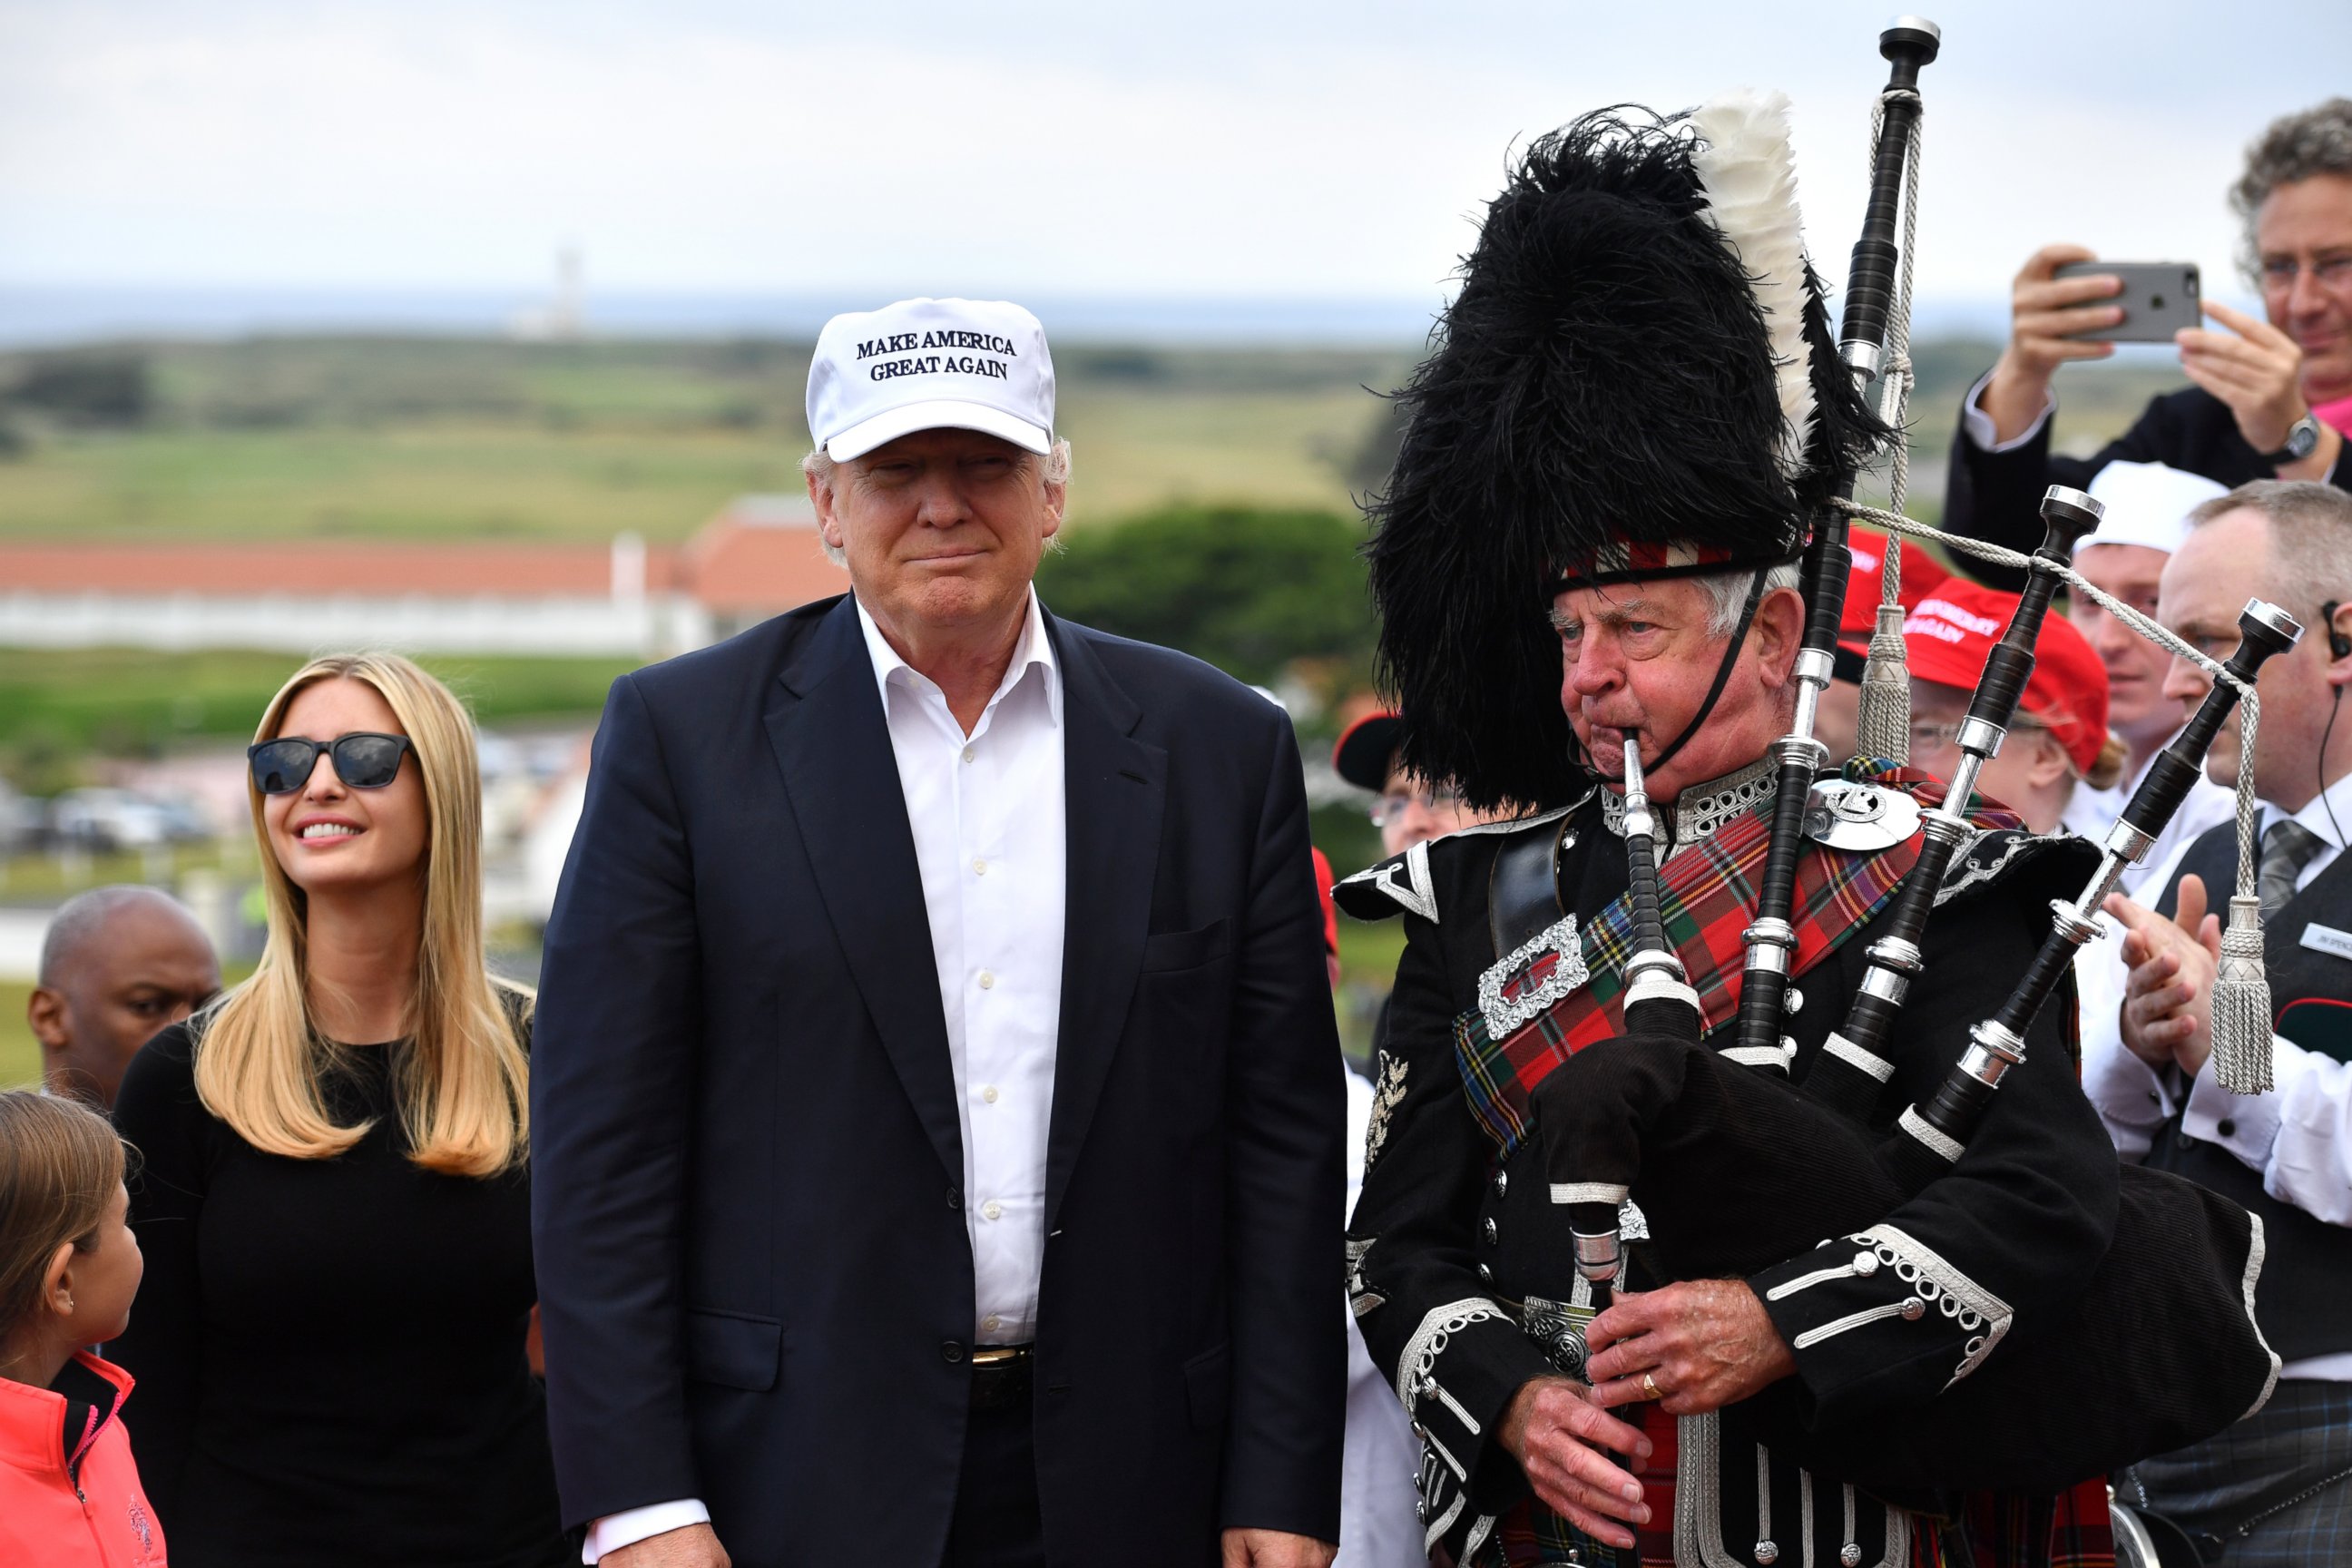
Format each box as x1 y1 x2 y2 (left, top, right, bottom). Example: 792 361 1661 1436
550 246 585 339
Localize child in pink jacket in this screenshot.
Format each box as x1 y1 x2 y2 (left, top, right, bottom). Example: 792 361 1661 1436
0 1089 164 1566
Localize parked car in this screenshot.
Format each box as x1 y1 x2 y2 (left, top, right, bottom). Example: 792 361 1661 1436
49 789 210 853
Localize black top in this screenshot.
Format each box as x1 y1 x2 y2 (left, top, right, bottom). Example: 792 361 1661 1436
109 1003 568 1568
1942 379 2352 592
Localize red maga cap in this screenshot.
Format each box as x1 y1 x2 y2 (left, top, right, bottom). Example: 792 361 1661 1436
1839 529 1950 642
1902 580 2110 777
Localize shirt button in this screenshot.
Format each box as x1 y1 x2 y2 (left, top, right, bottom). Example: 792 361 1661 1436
973 858 988 876
942 1339 966 1365
981 1084 1000 1104
983 1314 1002 1334
961 745 975 763
982 1200 1004 1221
977 970 995 990
2218 1117 2238 1138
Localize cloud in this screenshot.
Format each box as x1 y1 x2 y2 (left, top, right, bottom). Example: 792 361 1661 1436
0 0 2344 309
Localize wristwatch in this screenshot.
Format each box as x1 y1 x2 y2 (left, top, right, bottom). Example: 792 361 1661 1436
2260 413 2322 466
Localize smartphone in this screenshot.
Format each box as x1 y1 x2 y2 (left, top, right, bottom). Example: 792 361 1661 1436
2054 261 2202 342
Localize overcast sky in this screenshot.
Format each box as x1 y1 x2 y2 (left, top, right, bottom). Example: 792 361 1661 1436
3 0 2347 324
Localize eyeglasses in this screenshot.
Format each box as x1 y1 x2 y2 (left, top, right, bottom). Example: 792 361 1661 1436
1906 715 2048 758
2259 254 2352 294
1906 720 1965 757
1370 784 1465 828
248 732 414 795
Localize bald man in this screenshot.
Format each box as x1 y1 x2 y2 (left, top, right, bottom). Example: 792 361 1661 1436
29 886 220 1108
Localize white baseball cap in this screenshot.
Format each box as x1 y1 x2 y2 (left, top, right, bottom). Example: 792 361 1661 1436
806 297 1055 461
2080 461 2230 556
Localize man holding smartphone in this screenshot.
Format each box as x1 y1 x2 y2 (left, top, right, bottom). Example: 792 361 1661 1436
1945 97 2352 564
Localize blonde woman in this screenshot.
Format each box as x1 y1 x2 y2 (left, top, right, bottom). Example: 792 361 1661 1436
110 653 568 1568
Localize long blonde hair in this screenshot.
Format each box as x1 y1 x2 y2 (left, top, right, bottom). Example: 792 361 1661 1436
195 653 530 1177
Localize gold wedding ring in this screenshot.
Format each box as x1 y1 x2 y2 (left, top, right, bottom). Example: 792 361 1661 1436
1641 1371 1662 1401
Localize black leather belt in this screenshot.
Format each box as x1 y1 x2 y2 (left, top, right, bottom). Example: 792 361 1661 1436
969 1343 1034 1412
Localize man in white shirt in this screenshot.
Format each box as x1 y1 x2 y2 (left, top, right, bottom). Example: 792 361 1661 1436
2055 461 2237 892
2094 480 2352 1563
534 298 1345 1568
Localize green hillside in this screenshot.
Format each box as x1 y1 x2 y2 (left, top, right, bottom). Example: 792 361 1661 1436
0 333 2192 546
0 338 1418 540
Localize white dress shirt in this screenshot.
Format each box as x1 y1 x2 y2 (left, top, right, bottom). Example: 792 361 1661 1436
2064 741 2237 1068
2058 742 2236 900
584 590 1068 1563
858 587 1067 1346
2080 770 2352 1382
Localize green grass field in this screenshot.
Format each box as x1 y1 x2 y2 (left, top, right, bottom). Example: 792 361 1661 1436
0 337 1415 542
0 983 36 1091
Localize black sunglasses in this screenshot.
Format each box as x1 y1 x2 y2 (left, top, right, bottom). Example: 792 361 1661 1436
248 732 414 795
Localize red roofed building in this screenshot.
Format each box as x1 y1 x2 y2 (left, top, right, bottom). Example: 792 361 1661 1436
0 496 843 657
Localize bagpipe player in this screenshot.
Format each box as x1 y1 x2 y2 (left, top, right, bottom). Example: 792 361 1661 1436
1338 98 2132 1568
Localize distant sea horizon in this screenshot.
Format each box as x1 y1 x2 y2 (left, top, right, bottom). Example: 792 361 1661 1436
0 282 2024 350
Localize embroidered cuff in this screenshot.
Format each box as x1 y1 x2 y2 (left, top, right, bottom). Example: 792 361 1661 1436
1959 370 2055 453
1753 1226 2013 1419
1389 1295 1553 1522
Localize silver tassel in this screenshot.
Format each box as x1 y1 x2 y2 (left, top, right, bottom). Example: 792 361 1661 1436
1855 599 1910 765
2211 894 2274 1094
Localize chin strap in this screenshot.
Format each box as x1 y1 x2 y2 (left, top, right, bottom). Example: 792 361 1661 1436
1644 566 1771 779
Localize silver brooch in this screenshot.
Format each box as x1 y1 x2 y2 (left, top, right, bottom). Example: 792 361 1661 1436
1476 916 1588 1038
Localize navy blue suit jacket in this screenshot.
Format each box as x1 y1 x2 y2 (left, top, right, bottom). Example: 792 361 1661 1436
531 593 1345 1566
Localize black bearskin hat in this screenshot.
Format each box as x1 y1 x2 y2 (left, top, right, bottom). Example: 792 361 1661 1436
1366 96 1889 811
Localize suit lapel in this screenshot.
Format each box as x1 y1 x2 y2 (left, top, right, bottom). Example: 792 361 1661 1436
764 597 964 1186
1044 618 1166 1226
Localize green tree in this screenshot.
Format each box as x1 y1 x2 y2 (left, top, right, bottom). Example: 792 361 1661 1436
1035 505 1373 688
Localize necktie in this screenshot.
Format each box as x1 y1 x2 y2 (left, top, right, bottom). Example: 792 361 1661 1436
2258 818 2327 925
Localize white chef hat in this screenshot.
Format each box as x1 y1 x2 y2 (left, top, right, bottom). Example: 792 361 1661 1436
2080 461 2230 556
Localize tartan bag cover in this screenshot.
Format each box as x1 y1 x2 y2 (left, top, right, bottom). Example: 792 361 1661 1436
1455 766 2023 1158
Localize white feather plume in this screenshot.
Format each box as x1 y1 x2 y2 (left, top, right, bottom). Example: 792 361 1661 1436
1690 89 1817 483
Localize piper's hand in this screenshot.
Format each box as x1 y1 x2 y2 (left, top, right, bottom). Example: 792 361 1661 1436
1981 244 2122 441
2179 300 2328 466
1499 1376 1655 1550
1585 1280 1796 1417
2107 877 2220 1076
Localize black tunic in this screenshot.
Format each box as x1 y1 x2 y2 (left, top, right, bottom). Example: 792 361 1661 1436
1940 380 2352 593
1340 782 2120 1562
109 1002 569 1568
